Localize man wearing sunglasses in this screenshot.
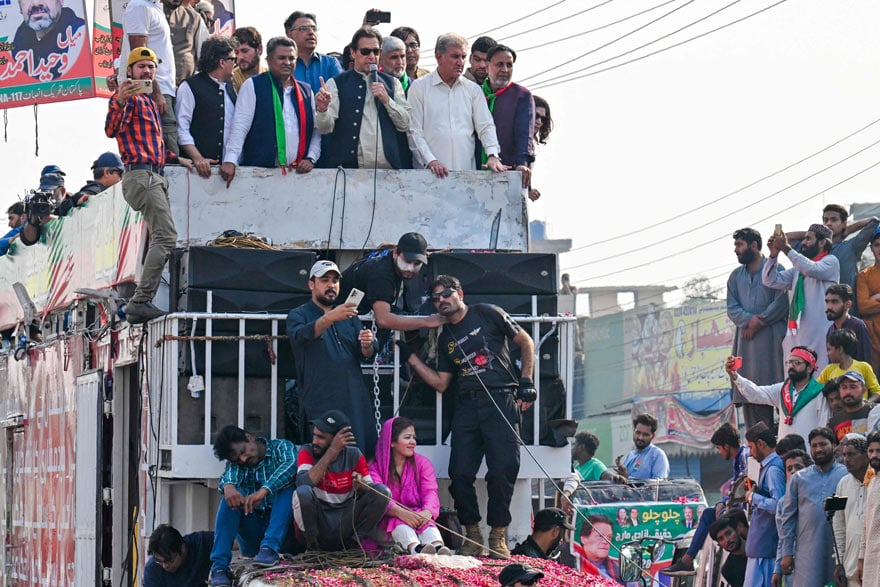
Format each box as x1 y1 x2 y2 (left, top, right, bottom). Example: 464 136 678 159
315 27 411 170
400 274 536 558
176 36 239 178
63 152 125 213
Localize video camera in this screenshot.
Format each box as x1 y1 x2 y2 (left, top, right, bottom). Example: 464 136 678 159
24 190 55 222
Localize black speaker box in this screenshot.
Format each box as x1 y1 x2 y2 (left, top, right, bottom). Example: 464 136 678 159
176 288 311 315
464 294 557 317
180 247 317 293
430 253 557 295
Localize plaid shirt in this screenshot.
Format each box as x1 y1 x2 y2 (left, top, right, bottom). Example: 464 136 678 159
105 92 169 167
218 438 298 511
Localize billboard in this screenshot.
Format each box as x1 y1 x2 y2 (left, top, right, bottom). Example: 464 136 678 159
0 0 95 107
92 0 113 96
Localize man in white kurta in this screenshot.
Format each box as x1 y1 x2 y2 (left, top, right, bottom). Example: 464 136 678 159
858 431 880 587
406 33 505 177
726 351 830 444
763 223 840 371
833 434 869 587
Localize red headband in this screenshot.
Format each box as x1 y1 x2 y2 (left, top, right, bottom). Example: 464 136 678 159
790 348 816 370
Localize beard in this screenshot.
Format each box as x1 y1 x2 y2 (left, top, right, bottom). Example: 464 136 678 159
737 248 757 265
315 292 337 306
870 457 880 470
788 367 809 383
799 242 820 259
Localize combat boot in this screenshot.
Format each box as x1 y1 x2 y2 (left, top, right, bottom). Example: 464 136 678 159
488 526 510 559
456 524 484 557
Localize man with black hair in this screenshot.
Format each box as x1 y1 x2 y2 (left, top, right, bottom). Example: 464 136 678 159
314 27 411 170
708 511 750 587
510 507 573 560
176 36 239 178
1 202 26 255
463 35 496 85
743 422 786 585
832 433 869 587
400 274 535 558
779 427 848 585
71 152 124 202
208 425 297 585
727 227 789 429
776 433 807 458
293 410 390 551
664 422 749 576
727 346 830 443
144 524 212 586
818 330 880 400
825 283 872 362
825 371 880 440
765 224 840 370
615 413 669 480
857 430 880 587
560 432 623 515
823 377 844 413
771 448 813 586
284 11 341 91
232 26 266 92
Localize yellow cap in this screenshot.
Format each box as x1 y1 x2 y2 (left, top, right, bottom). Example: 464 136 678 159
127 47 158 68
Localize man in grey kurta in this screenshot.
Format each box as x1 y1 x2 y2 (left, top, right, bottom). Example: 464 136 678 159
286 260 379 458
779 426 848 586
727 228 789 429
764 224 840 373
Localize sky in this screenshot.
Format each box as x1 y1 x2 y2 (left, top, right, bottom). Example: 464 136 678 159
2 0 879 313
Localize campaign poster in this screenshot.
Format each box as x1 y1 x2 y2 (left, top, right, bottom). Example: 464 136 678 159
92 0 113 96
0 0 96 108
108 0 125 58
208 0 234 35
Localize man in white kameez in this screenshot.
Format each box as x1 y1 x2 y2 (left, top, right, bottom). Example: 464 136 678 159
763 223 840 372
857 430 880 587
779 427 848 587
725 349 830 444
833 433 869 587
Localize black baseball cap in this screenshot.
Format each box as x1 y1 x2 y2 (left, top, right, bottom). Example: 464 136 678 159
498 563 544 587
311 410 350 435
533 507 574 531
397 232 428 264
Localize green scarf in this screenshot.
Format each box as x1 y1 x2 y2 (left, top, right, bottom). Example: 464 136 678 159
400 71 410 92
480 79 511 165
788 250 829 331
270 78 287 169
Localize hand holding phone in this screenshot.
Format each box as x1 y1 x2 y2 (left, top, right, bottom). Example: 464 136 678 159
364 9 391 24
130 79 153 95
732 356 743 370
345 288 365 308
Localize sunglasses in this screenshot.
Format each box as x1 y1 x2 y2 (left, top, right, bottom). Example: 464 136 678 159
358 48 380 56
535 114 547 122
291 25 318 33
220 56 236 62
430 288 458 302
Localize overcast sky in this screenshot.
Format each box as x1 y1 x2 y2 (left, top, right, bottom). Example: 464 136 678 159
2 0 879 311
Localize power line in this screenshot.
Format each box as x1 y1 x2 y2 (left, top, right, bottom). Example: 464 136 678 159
528 0 745 86
574 156 880 281
517 0 677 53
489 0 620 44
562 135 880 272
563 115 880 254
519 0 699 84
469 0 574 38
531 0 789 90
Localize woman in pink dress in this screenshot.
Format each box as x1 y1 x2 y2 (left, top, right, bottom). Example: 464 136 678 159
369 416 452 554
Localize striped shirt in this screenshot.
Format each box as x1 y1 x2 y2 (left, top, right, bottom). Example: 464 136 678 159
217 438 297 511
296 445 372 505
105 92 168 167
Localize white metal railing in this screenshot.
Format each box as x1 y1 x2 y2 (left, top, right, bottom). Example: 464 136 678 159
147 294 577 480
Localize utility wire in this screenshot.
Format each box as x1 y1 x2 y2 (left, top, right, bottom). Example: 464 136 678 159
563 136 880 272
531 0 789 89
563 115 880 254
469 0 574 38
528 0 744 86
517 0 677 53
489 0 620 43
519 0 698 84
577 156 880 281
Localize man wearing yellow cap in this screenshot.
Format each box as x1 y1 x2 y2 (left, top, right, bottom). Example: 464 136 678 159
105 47 192 324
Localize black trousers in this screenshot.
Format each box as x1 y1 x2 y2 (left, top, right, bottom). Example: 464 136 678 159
293 484 391 550
448 389 521 528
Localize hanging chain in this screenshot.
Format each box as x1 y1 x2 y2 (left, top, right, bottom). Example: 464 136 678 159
371 319 382 436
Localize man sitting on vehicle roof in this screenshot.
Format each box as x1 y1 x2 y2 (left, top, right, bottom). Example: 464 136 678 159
614 413 669 480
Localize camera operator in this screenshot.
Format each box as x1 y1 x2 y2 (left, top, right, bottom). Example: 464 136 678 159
18 173 66 246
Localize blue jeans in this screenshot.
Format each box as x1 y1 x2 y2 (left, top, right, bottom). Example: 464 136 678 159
210 485 294 571
686 505 717 558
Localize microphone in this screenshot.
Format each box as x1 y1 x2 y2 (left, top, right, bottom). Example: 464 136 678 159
369 63 378 84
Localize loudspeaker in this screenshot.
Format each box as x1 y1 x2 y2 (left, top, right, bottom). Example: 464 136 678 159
464 294 557 317
176 288 311 315
180 247 317 293
510 329 560 378
430 253 557 295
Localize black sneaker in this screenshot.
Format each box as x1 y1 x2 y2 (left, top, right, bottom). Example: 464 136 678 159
125 301 167 324
661 560 697 576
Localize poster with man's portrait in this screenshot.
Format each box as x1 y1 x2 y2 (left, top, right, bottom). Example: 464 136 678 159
0 0 95 107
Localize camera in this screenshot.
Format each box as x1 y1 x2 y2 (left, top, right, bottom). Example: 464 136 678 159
824 494 847 512
25 190 55 220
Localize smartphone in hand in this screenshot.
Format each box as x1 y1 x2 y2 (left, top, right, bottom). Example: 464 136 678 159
345 288 365 308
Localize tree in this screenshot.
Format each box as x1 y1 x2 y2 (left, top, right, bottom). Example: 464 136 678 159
683 276 719 301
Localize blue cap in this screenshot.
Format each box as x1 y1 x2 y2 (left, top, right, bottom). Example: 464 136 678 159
40 164 65 177
38 173 64 191
842 370 866 385
92 152 124 171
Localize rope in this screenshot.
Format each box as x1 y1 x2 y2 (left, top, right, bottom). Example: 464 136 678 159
205 235 279 250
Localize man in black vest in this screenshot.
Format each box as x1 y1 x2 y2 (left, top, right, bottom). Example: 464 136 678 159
176 36 238 178
221 36 320 187
314 28 411 170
